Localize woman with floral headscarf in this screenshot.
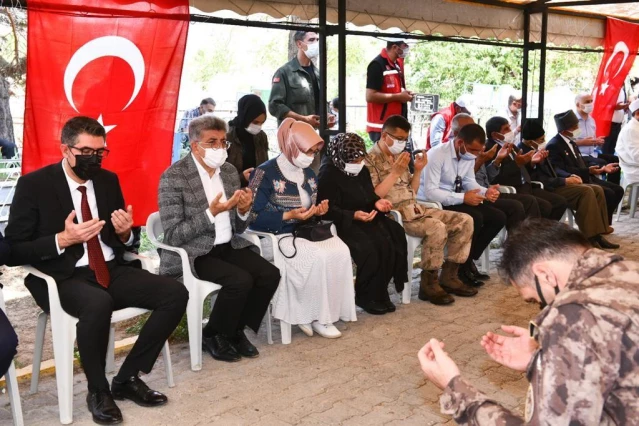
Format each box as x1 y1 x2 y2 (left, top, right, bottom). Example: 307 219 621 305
317 133 408 315
248 118 356 340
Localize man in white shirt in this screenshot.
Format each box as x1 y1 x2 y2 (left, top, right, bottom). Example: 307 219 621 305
158 115 280 364
505 92 522 144
6 116 189 424
420 122 506 282
603 87 631 155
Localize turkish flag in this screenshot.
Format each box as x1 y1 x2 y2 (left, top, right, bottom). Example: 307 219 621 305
591 18 639 137
24 0 189 225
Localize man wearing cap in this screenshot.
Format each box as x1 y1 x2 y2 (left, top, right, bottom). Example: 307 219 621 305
505 93 522 144
365 39 413 143
426 99 470 149
573 93 621 185
615 99 639 186
519 120 619 249
546 110 624 226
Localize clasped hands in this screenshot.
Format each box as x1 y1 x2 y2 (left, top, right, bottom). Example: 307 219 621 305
418 325 538 390
58 205 134 249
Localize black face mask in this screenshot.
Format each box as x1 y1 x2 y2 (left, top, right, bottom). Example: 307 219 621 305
71 154 102 181
535 275 560 310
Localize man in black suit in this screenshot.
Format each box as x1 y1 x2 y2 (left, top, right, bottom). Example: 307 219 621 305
546 110 624 225
5 117 189 425
484 116 567 221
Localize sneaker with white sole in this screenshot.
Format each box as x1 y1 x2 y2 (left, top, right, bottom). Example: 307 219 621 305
311 322 342 339
298 323 313 337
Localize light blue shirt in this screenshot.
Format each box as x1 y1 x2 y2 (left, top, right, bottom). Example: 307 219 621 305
429 114 447 148
575 110 599 157
418 139 487 206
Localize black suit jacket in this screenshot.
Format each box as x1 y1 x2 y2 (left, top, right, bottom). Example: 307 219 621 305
485 138 531 188
546 134 591 182
519 142 566 191
5 162 131 311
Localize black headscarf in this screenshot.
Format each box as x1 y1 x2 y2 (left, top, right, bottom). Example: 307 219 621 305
328 133 367 176
229 94 267 170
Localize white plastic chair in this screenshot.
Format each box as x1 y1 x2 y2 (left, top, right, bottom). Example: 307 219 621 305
615 172 639 222
391 200 443 304
245 225 337 344
145 212 267 368
0 287 23 426
26 252 173 425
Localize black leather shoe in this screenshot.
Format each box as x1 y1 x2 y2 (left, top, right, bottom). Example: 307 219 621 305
232 329 259 358
86 390 122 425
382 300 396 312
112 376 167 407
458 267 484 288
467 261 490 281
355 298 388 315
597 235 620 249
202 333 241 362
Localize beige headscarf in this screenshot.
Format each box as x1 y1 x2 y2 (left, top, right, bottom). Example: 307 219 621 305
277 117 324 163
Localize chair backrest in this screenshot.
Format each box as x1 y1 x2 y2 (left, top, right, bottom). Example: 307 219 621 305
146 212 163 244
0 287 6 313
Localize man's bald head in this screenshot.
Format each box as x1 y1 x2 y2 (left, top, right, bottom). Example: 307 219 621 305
451 113 475 136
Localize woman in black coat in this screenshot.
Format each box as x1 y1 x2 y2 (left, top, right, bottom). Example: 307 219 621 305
317 133 408 315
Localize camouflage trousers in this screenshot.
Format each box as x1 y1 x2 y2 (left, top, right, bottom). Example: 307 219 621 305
403 208 473 270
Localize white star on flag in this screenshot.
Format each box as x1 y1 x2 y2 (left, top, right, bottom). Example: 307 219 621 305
97 114 116 134
600 81 610 95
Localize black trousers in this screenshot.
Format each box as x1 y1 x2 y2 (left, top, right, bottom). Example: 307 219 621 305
0 307 17 377
56 263 188 392
603 122 622 155
493 193 539 230
194 244 280 337
444 203 506 260
591 176 624 224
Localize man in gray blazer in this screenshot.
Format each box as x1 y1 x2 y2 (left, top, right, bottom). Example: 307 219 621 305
158 115 280 363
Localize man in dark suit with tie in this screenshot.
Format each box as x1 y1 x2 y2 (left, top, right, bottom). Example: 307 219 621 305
546 110 624 225
5 117 189 425
519 119 619 250
484 116 567 221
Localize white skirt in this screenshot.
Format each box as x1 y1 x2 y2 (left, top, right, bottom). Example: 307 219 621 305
271 234 357 325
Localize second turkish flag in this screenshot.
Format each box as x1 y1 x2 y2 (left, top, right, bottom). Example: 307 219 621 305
24 0 189 225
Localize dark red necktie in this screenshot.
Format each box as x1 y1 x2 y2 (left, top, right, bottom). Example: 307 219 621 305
77 186 110 288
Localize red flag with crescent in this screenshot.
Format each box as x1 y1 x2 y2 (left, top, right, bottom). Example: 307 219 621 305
591 18 639 138
24 0 189 225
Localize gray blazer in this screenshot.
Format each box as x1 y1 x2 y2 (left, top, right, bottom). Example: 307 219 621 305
157 155 254 278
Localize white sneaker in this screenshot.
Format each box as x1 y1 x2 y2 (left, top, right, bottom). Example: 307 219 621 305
298 323 313 337
311 321 342 339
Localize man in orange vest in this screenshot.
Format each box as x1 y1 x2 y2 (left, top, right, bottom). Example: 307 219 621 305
426 98 470 150
365 38 414 143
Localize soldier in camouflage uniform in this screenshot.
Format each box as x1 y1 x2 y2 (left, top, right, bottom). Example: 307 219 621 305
418 219 637 425
366 115 476 306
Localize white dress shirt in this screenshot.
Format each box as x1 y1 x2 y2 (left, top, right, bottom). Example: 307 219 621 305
560 133 578 157
506 108 521 143
56 161 133 265
612 88 626 124
429 114 447 148
419 139 487 206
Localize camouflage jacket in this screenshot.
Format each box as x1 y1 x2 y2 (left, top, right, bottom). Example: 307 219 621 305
440 248 639 425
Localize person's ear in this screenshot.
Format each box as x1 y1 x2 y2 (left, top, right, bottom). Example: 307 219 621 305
531 261 554 286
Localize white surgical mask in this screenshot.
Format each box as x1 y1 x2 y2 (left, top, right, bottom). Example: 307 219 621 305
582 103 594 114
570 128 582 139
305 42 320 60
499 131 515 144
387 136 407 155
344 162 364 175
245 123 262 135
200 146 228 168
459 144 477 161
398 45 410 59
293 152 315 169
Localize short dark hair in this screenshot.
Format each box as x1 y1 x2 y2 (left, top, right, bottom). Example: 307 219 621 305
499 219 591 286
294 31 317 43
386 41 406 50
61 116 106 147
382 115 411 134
331 97 339 109
485 117 509 139
200 97 216 107
457 123 486 145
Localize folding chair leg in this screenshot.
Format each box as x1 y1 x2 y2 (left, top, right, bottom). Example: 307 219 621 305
6 361 24 426
186 299 204 371
280 321 292 345
480 248 490 274
631 185 639 219
30 312 48 394
51 318 77 425
161 341 174 388
402 274 412 305
265 305 273 345
106 326 116 374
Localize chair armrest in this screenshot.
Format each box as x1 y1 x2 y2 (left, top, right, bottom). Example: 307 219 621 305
246 228 285 269
123 252 154 273
144 236 195 289
389 210 404 226
417 200 443 210
531 181 544 189
498 185 517 194
23 265 60 315
238 233 261 255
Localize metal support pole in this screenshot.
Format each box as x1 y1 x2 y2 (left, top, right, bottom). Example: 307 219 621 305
318 0 328 141
537 11 548 120
521 9 530 124
338 0 346 133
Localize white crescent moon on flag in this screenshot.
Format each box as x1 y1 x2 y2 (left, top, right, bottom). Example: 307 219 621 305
64 36 146 112
603 41 630 80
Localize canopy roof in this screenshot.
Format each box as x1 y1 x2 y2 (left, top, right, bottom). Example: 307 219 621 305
190 0 638 48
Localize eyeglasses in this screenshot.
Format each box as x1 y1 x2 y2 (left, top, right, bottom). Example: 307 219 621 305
198 140 231 150
70 146 110 158
384 131 408 143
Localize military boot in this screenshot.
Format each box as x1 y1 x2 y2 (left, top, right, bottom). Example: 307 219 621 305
418 270 454 305
440 261 478 297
